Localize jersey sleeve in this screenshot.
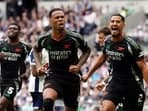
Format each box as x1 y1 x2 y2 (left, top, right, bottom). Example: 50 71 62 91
34 36 44 52
102 40 108 55
24 44 31 55
131 42 144 61
20 42 31 60
0 40 5 51
74 33 90 52
127 37 144 61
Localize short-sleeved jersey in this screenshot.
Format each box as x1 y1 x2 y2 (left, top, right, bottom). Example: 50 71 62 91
35 30 90 77
0 41 30 79
103 36 144 85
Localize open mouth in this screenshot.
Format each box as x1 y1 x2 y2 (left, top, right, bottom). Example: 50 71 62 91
58 23 64 26
111 27 118 30
111 27 118 33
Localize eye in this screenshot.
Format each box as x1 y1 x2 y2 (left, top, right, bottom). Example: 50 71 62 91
55 16 64 19
8 27 18 30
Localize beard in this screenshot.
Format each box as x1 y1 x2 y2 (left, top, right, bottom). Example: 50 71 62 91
111 31 120 38
8 33 18 41
112 34 118 38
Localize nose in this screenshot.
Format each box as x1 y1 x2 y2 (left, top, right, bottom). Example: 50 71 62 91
59 17 64 21
112 21 117 25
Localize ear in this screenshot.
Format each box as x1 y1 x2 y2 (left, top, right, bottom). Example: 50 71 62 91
123 22 125 27
49 19 52 27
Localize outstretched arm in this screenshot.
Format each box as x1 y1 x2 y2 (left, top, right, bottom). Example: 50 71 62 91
82 52 107 82
69 48 91 74
137 59 148 84
78 48 91 67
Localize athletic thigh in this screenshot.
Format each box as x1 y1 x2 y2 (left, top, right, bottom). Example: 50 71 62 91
43 76 62 99
122 91 145 111
63 82 80 109
103 90 122 107
1 80 21 100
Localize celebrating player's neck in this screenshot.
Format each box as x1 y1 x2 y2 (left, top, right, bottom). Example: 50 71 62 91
8 37 19 45
51 29 65 41
111 33 124 42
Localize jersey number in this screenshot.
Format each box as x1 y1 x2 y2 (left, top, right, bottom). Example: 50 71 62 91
7 87 14 94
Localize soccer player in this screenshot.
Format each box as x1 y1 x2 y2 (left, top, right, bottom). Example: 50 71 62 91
33 8 91 111
0 22 31 111
28 48 49 111
95 26 125 111
82 13 148 111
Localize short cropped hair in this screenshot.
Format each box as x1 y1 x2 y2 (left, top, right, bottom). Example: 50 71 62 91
111 13 125 22
98 27 111 36
48 8 65 18
8 22 20 31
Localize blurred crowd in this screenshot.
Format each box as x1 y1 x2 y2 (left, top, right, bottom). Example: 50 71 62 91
0 0 148 111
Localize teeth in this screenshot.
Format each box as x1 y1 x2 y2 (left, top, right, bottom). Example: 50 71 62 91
112 27 117 29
